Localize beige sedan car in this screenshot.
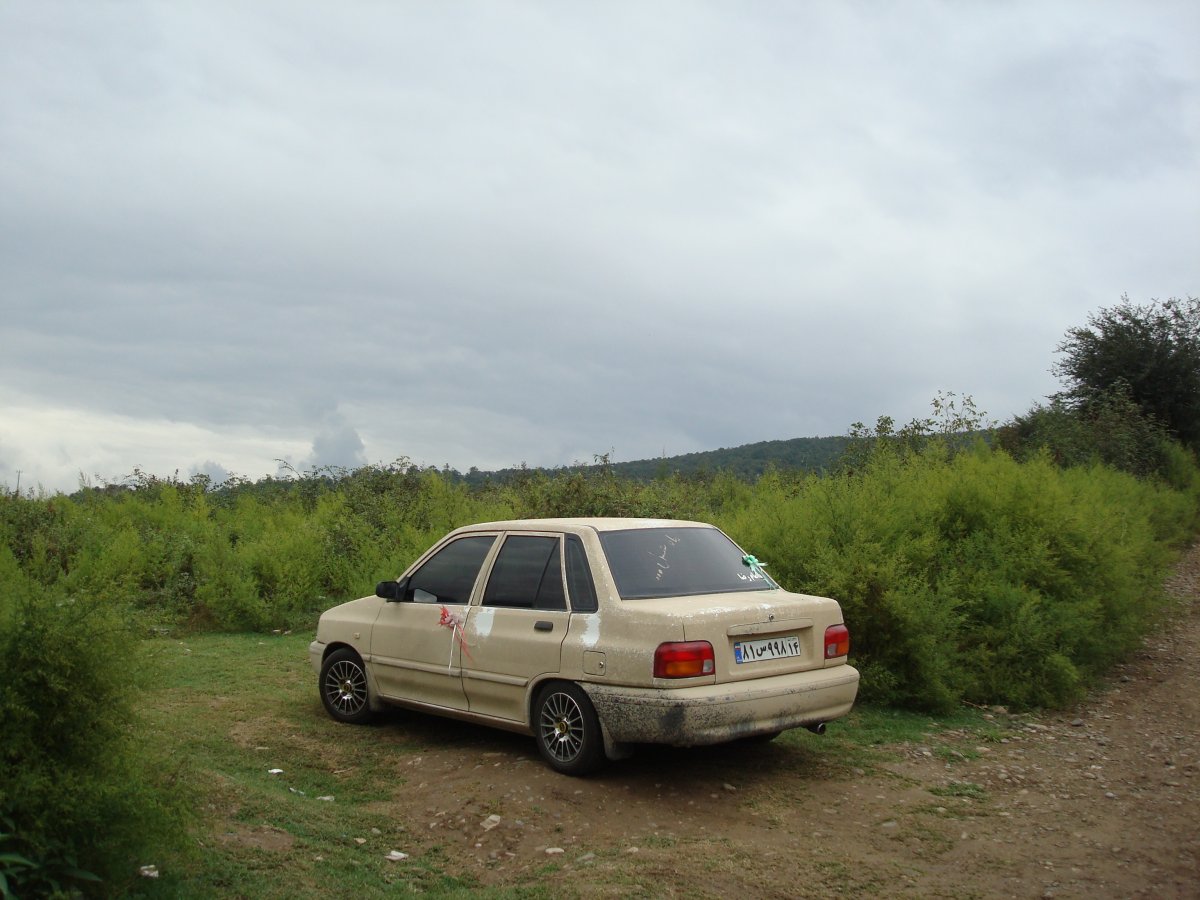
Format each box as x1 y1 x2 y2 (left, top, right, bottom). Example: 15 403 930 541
310 518 859 775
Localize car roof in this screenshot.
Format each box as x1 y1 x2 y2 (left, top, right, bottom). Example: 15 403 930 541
451 517 714 534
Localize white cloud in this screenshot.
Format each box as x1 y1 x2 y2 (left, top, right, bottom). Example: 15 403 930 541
0 398 308 494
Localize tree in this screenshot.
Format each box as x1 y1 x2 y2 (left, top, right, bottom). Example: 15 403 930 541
996 390 1171 478
1054 295 1200 449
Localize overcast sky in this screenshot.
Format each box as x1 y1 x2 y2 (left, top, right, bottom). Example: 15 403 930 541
2 1 1197 494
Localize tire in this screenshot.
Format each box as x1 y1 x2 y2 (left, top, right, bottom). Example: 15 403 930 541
533 682 606 776
319 648 374 725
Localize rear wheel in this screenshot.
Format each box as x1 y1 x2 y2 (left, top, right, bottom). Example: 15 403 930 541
320 648 374 724
533 682 606 776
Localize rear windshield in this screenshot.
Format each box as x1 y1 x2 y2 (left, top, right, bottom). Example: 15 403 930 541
598 526 777 600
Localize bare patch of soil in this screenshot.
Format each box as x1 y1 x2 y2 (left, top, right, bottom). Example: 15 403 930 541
216 823 296 853
328 544 1200 897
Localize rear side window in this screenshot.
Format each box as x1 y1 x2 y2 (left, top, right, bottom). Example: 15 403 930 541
598 526 777 600
565 535 598 613
483 535 567 611
408 535 496 605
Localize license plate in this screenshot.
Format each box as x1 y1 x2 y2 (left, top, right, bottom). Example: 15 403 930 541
734 635 801 664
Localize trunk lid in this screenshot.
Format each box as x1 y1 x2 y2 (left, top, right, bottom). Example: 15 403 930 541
629 588 845 683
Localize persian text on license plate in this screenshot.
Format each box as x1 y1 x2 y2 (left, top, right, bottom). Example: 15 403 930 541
734 635 801 664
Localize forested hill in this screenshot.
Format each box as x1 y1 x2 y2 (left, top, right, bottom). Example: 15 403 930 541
462 435 850 485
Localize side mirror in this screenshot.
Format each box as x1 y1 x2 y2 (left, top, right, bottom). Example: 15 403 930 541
376 577 409 601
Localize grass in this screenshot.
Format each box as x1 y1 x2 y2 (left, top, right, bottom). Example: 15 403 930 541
928 782 989 801
132 634 491 898
776 702 1007 772
127 633 1015 897
934 745 981 763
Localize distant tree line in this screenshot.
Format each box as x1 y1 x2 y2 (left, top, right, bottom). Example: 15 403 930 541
454 435 852 488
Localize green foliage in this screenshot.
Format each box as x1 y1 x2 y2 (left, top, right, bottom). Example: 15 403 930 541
928 782 987 801
2 401 1197 714
1054 295 1200 449
997 387 1178 479
841 391 993 473
720 441 1196 711
497 454 730 521
0 535 185 896
1159 439 1200 497
0 813 102 899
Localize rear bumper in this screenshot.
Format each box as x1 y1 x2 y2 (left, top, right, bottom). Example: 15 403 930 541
582 664 860 746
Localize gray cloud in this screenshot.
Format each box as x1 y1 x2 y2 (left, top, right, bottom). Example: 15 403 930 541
306 410 367 471
1 1 1196 492
190 459 232 486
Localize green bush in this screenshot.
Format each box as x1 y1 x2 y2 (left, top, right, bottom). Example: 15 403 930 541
2 433 1195 713
721 441 1194 710
0 541 184 896
997 388 1176 478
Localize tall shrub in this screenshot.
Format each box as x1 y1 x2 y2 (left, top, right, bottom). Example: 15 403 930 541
721 441 1192 710
0 542 183 895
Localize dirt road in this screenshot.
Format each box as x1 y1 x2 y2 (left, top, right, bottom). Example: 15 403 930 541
372 544 1200 897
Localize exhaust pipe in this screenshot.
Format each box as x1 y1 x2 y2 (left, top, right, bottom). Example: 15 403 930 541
805 722 827 736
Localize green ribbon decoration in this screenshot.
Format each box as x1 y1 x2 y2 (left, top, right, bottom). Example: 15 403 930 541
742 554 777 587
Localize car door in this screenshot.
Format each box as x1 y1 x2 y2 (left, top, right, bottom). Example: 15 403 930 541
461 532 571 722
369 533 497 711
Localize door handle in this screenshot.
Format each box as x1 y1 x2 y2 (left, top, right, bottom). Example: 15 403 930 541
534 620 553 632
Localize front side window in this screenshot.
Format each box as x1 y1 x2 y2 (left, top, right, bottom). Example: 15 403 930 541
483 535 567 611
408 535 496 604
598 526 777 600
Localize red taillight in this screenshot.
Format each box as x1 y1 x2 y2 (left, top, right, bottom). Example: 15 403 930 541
653 641 715 678
824 624 850 659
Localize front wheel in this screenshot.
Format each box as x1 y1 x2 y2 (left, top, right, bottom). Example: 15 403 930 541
533 683 606 776
319 648 374 724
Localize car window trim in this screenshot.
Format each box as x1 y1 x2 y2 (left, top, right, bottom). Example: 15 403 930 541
477 531 569 611
596 525 777 601
407 532 502 605
564 533 599 613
